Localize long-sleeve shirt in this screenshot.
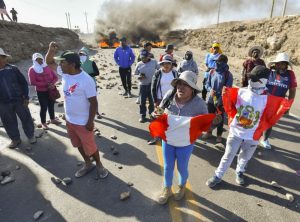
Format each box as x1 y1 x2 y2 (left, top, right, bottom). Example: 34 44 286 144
114 46 135 68
28 66 58 92
177 59 199 75
0 64 29 103
134 59 159 85
206 69 233 104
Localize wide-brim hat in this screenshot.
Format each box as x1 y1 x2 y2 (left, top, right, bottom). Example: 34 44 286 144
0 48 11 57
171 71 201 93
248 46 264 57
267 52 293 68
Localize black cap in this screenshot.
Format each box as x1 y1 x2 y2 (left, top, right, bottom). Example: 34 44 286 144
143 42 152 48
249 65 270 82
54 51 80 64
216 54 228 63
165 44 174 52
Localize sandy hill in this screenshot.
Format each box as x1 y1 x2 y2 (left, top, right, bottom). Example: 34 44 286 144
0 21 82 62
166 15 300 65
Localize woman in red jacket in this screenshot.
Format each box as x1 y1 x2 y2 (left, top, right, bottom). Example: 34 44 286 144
28 53 61 129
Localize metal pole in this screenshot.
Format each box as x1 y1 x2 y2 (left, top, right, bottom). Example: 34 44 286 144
217 0 221 27
282 0 288 17
270 0 275 18
65 12 70 29
84 12 89 33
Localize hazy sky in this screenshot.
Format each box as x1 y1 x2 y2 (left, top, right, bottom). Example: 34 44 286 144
4 0 300 33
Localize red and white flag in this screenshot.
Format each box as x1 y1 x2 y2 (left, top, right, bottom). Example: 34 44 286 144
149 113 215 146
223 87 293 140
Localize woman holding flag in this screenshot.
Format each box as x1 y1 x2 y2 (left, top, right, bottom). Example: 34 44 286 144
149 71 215 205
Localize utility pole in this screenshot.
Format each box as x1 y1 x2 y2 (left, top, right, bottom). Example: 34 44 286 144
282 0 288 17
270 0 275 18
84 11 89 33
68 12 72 29
65 12 69 29
217 0 221 27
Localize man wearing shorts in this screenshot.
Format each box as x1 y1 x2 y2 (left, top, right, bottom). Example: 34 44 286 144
0 0 12 21
54 51 108 179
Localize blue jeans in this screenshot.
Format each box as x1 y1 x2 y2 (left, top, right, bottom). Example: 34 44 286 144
162 141 194 187
139 84 154 117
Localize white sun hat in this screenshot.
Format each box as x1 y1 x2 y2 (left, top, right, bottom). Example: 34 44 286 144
267 52 293 68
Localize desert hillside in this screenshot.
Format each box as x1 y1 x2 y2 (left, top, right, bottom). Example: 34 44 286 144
0 21 82 62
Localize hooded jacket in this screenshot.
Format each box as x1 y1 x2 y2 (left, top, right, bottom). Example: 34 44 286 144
114 45 135 68
177 55 199 75
79 47 99 78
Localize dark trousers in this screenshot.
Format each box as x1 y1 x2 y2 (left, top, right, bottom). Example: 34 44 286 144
202 78 207 101
37 91 55 123
0 100 34 140
119 67 132 92
139 84 154 117
13 16 17 22
207 102 224 136
263 127 272 141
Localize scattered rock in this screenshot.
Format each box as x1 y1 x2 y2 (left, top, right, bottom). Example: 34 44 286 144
35 102 40 105
270 181 281 189
110 145 115 151
62 177 72 185
35 131 44 138
57 102 64 107
215 143 225 150
1 176 15 185
15 165 21 170
256 202 262 207
257 151 262 156
37 124 43 129
120 191 130 201
118 166 123 169
51 177 62 185
101 112 105 115
110 135 117 140
127 182 134 187
118 92 123 95
61 114 66 120
93 128 99 132
33 210 44 221
286 193 294 202
77 161 83 166
132 86 138 89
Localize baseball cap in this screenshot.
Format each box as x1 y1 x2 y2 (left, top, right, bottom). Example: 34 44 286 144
54 51 80 64
249 65 270 82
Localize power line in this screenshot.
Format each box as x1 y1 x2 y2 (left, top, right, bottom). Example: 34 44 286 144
84 11 89 33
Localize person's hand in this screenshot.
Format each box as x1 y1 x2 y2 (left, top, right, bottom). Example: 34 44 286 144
151 107 164 118
85 120 94 131
222 87 227 96
210 89 216 97
23 99 29 107
48 83 55 89
49 42 58 52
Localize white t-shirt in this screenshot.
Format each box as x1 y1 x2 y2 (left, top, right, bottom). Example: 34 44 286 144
62 71 97 125
158 71 174 99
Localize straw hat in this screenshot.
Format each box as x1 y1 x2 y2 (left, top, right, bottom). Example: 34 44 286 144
248 46 264 57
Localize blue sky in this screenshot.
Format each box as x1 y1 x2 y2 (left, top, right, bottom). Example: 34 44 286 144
5 0 300 32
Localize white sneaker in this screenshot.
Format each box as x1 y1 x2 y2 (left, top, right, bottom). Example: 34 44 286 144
260 139 271 149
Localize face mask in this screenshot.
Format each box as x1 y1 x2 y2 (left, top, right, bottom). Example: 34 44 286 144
185 54 192 60
248 78 268 94
80 55 87 63
216 62 228 73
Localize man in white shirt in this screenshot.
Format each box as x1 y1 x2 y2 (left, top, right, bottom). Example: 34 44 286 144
55 51 108 179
